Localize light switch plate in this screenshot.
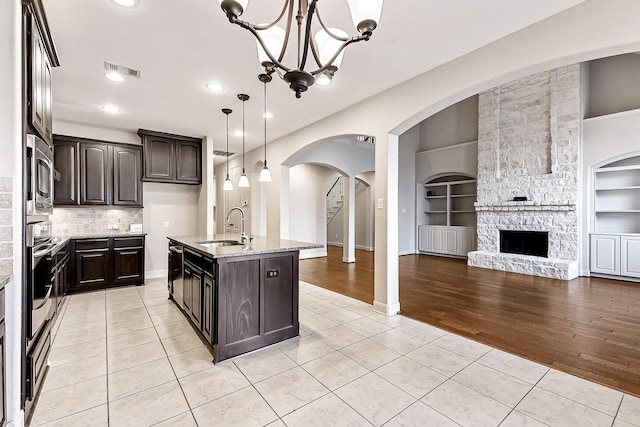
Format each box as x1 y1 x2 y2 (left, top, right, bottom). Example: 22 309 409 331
377 198 384 209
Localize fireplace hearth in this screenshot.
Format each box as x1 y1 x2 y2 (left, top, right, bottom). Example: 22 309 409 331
500 230 548 258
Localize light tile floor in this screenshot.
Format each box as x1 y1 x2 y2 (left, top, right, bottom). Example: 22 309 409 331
30 278 640 427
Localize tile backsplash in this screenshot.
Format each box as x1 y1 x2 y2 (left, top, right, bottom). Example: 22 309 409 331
51 207 143 235
0 177 13 275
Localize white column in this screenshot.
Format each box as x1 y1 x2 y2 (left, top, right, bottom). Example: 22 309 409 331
374 134 400 315
342 176 356 263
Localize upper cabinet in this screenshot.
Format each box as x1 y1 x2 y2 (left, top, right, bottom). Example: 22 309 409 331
138 129 202 185
26 1 60 145
53 135 143 207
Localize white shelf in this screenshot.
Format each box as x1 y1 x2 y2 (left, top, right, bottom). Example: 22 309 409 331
451 210 475 214
595 165 640 173
595 186 640 191
596 210 640 213
593 156 640 235
451 194 476 198
425 211 446 214
425 195 447 199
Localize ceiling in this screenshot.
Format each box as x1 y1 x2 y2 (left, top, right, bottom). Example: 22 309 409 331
44 0 584 156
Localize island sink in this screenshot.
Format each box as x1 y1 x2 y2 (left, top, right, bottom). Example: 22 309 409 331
195 240 243 248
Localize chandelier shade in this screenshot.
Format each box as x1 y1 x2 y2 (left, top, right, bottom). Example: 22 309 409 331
219 0 383 98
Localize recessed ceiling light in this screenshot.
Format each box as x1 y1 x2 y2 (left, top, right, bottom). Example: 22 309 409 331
105 71 124 82
263 112 273 119
112 0 136 6
205 82 224 93
101 104 120 113
234 130 243 137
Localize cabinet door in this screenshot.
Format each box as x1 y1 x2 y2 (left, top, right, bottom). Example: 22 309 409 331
220 259 261 345
75 249 110 286
263 256 294 335
175 140 201 184
53 140 79 205
183 264 193 313
590 234 620 275
0 320 4 427
190 267 203 329
80 143 110 205
202 273 214 343
113 247 144 285
456 228 477 256
418 226 430 252
29 15 47 142
42 52 53 141
444 228 458 254
113 145 143 206
621 236 640 278
430 227 445 253
143 136 174 182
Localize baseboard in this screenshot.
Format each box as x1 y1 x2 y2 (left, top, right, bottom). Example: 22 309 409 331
355 245 374 251
373 300 401 316
342 256 356 263
300 248 327 259
145 269 167 280
327 241 343 247
580 269 590 277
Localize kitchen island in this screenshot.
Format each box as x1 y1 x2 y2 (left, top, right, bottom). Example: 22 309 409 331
167 234 321 362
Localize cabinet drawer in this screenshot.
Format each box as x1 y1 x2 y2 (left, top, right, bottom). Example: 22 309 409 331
113 237 144 248
74 238 110 251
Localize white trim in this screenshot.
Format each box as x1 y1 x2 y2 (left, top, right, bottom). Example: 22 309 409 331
580 269 591 277
582 107 640 123
145 269 167 280
355 245 374 251
342 256 356 263
327 241 343 247
416 140 478 156
300 248 327 259
373 300 401 316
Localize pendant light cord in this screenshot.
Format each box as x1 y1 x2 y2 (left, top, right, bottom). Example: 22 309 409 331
264 80 267 165
226 112 230 178
242 98 246 173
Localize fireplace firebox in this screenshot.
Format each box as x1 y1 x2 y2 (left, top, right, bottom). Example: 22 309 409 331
500 231 549 258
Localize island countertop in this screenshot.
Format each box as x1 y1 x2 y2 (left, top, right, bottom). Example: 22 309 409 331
167 234 322 258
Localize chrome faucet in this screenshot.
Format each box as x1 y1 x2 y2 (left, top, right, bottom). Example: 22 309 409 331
226 207 247 244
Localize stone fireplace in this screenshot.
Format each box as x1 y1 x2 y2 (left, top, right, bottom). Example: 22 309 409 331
467 65 581 280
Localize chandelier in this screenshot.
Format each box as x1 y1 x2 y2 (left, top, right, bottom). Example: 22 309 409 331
218 0 384 98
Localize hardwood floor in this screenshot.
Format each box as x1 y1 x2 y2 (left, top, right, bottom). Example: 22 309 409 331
299 246 640 397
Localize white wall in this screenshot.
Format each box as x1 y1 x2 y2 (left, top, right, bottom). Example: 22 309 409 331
586 54 640 118
1 0 24 424
327 177 374 250
420 95 479 151
52 121 202 278
398 125 420 255
289 164 340 258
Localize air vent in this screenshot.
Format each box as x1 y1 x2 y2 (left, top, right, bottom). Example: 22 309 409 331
104 61 141 78
213 150 234 157
356 135 375 144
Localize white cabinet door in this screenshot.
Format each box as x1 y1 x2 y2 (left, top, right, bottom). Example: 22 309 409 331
418 226 430 252
444 228 458 254
590 234 620 275
457 228 477 255
430 227 445 253
621 236 640 278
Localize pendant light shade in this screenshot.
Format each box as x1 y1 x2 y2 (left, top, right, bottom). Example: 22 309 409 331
346 0 384 32
222 108 234 191
256 25 285 67
315 28 349 68
258 73 272 183
237 93 250 188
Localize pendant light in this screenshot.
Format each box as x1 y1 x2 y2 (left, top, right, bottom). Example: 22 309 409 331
222 108 234 191
237 93 250 188
258 73 272 183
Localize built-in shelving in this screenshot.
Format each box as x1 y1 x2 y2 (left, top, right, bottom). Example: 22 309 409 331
593 157 640 234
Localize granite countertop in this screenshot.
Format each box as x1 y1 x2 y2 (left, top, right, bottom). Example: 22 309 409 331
0 274 10 289
168 234 322 259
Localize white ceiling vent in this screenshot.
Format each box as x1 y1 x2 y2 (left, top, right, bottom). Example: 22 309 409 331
104 61 141 78
356 135 375 144
213 150 234 157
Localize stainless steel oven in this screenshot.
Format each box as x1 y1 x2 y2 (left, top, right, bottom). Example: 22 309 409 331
26 134 54 217
26 221 55 341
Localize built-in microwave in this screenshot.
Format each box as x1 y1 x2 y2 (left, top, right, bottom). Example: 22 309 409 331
26 134 54 217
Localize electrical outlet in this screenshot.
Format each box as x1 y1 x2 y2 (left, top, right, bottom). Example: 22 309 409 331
164 221 169 228
377 198 384 209
401 208 407 214
267 270 279 278
242 199 248 207
336 234 339 239
112 224 119 230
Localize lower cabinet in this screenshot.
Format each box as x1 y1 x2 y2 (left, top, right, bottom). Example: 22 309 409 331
418 225 476 257
591 233 640 278
169 241 299 363
0 285 5 427
71 236 145 292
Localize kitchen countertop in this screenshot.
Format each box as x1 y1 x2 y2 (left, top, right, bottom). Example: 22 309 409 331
168 234 322 259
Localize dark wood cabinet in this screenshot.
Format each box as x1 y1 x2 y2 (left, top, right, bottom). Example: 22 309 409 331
0 285 5 427
53 140 79 205
53 135 143 207
202 272 215 344
138 129 202 185
113 237 145 285
74 239 110 288
28 13 53 143
70 236 145 293
113 146 143 206
80 143 110 205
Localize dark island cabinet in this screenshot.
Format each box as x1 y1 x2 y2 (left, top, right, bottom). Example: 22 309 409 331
53 135 143 207
138 129 202 185
202 272 215 344
70 236 145 293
